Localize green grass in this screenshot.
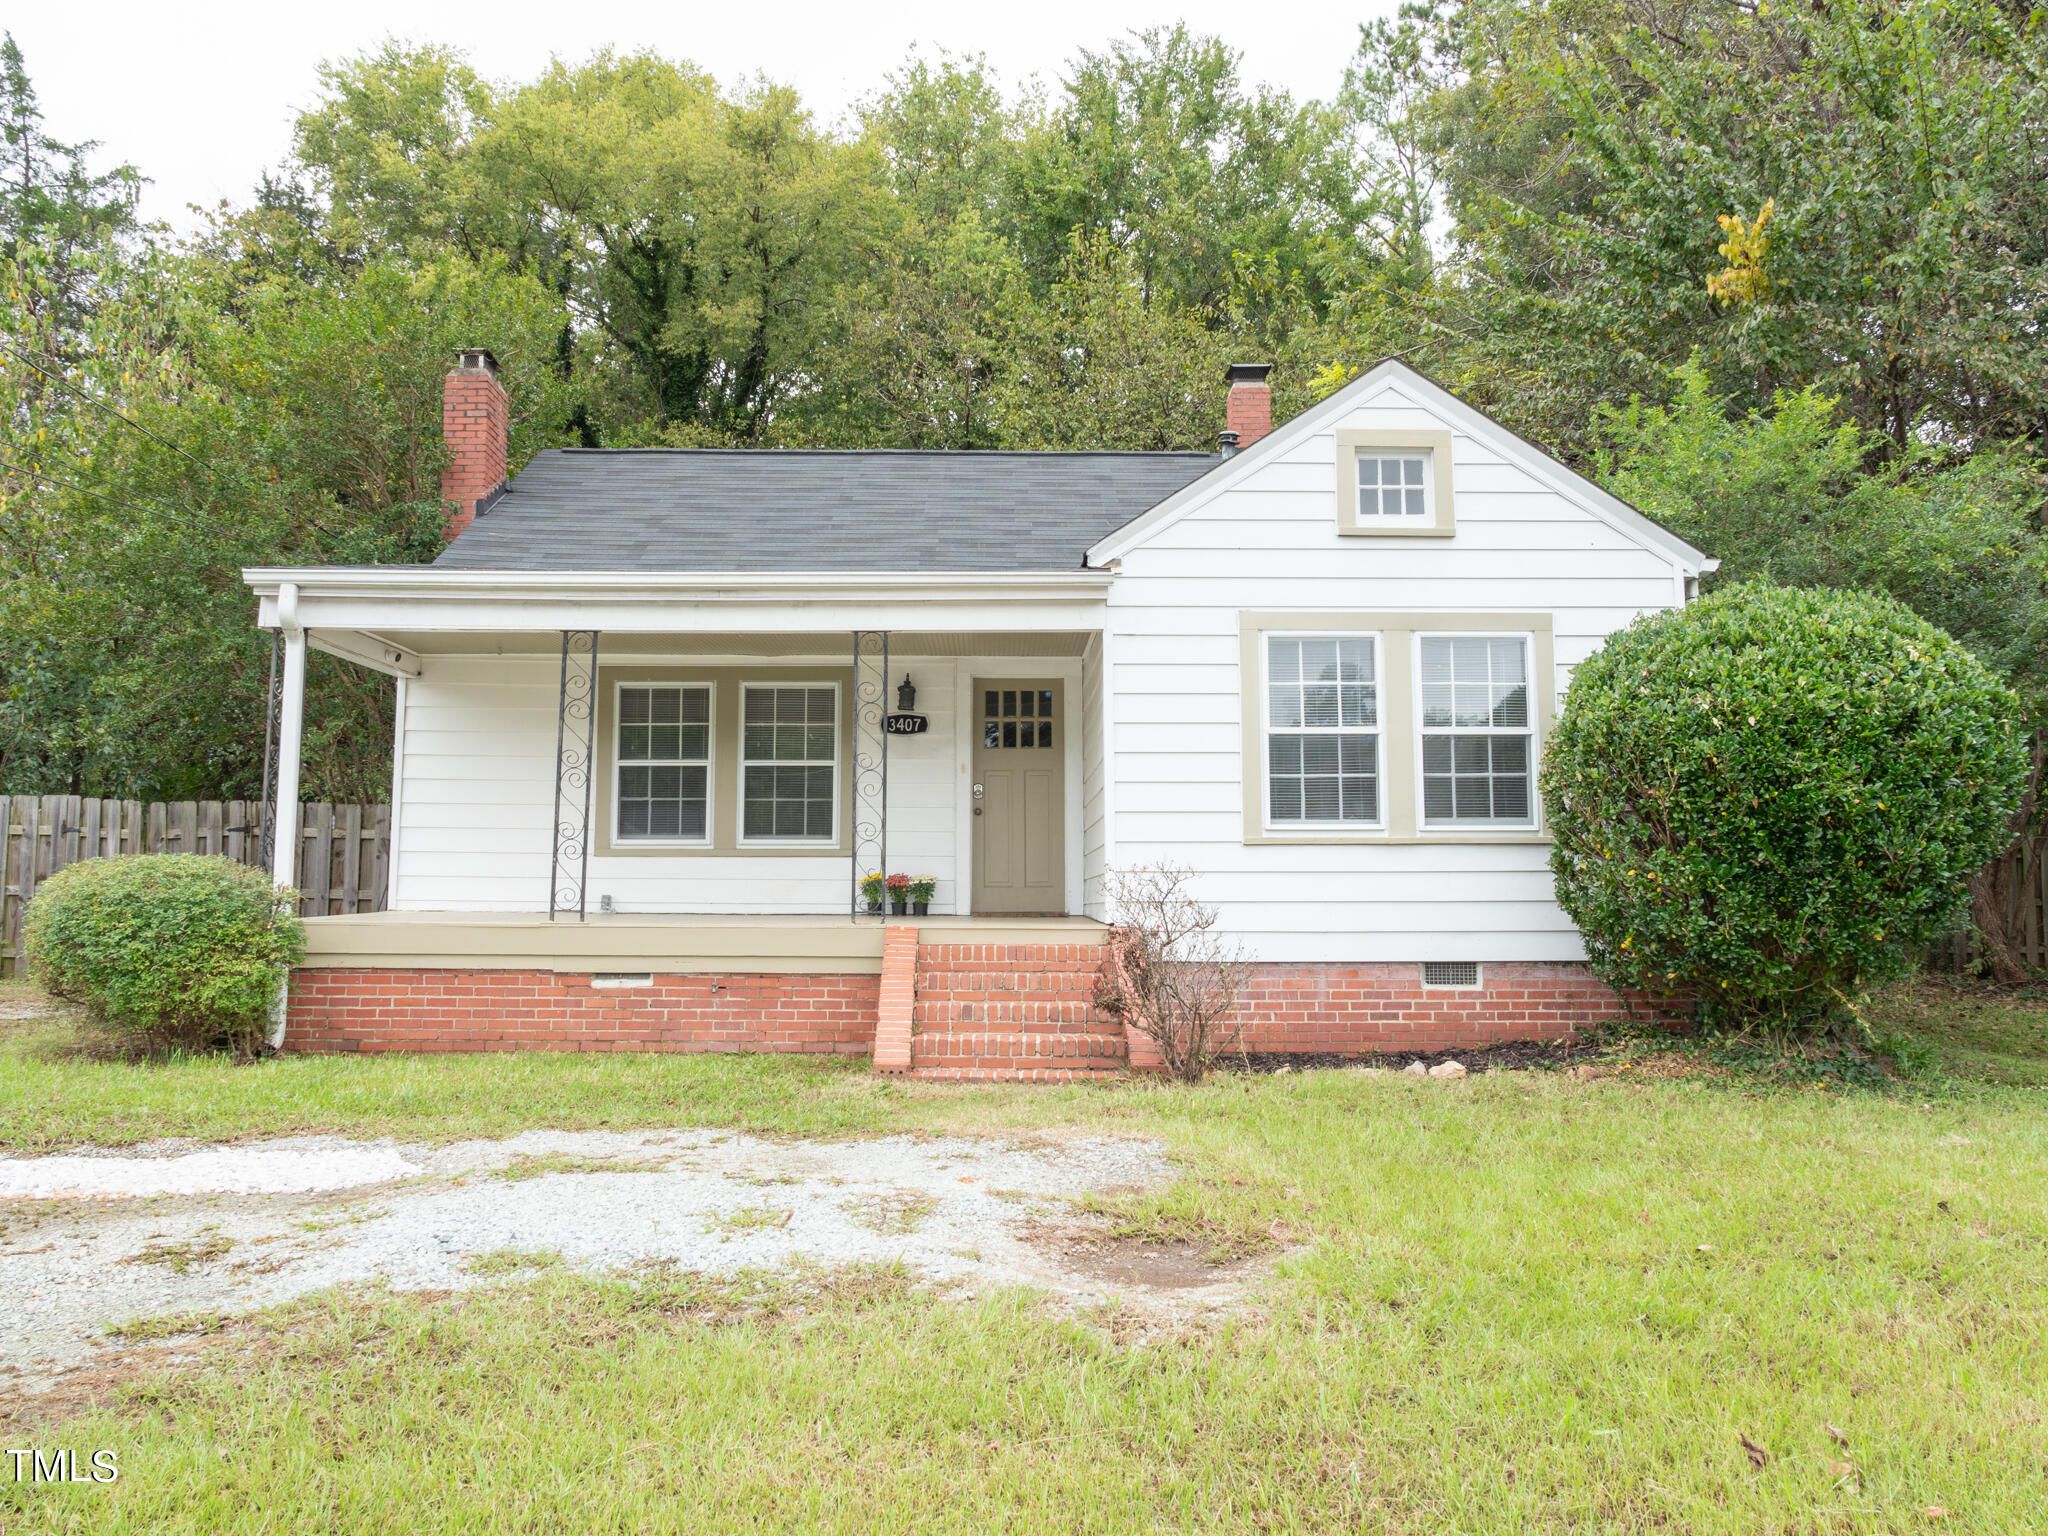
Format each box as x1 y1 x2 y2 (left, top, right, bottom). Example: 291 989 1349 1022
1865 977 2048 1088
459 1247 563 1277
5 976 2047 1531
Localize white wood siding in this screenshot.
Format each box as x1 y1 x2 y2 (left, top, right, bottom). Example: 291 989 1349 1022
393 653 963 914
1104 377 1684 963
1081 633 1107 918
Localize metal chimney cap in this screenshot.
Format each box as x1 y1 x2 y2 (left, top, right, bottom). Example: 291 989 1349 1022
1226 362 1273 386
1217 429 1241 459
455 348 501 377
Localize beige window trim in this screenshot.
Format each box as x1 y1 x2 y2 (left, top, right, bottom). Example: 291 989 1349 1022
1239 612 1554 845
1335 429 1455 538
594 664 854 858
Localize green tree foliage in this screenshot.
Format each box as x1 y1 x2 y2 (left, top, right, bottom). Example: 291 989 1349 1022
1399 0 2048 456
1543 586 2029 1028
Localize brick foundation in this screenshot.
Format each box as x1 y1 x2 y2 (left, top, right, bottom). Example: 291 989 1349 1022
284 958 1637 1062
287 968 878 1055
1233 961 1633 1054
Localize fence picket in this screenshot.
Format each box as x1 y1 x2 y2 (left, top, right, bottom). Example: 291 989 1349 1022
0 798 396 975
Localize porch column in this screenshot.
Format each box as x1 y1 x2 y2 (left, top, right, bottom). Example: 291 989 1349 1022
851 631 889 917
549 631 600 921
270 583 307 892
266 582 306 1049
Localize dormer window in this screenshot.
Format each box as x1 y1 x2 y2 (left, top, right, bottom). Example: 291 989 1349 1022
1357 454 1430 520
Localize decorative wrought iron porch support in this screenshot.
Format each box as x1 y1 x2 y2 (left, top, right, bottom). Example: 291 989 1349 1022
256 628 283 874
851 630 889 918
549 630 600 921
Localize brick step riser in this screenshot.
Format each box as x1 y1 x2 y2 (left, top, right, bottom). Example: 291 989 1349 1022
909 1067 1127 1084
912 975 1105 993
915 1007 1108 1028
912 1036 1128 1062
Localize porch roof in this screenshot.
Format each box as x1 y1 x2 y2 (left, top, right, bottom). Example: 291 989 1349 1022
436 448 1219 574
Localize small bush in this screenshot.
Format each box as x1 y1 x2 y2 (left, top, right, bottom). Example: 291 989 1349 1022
24 855 304 1056
1543 585 2027 1031
1094 863 1249 1081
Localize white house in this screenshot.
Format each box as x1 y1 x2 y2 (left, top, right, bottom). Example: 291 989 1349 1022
245 354 1712 1076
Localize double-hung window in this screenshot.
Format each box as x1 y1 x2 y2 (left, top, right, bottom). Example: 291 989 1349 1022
1418 635 1534 826
1264 634 1380 827
741 684 837 842
615 685 711 842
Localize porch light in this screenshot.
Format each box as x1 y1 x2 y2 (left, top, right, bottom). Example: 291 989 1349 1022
897 675 917 712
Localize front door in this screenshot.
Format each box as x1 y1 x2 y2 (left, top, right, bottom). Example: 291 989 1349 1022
971 680 1065 914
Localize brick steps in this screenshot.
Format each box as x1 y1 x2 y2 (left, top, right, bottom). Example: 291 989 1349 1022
899 940 1131 1084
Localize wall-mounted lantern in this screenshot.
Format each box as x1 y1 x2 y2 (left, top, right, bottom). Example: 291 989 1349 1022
886 674 928 735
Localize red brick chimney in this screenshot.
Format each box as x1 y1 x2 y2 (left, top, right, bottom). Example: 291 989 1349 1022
441 348 508 541
1222 362 1273 454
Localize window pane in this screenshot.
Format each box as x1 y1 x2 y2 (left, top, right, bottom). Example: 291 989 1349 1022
1003 721 1017 747
744 690 774 724
807 688 834 722
1268 637 1300 682
679 723 708 759
1301 639 1338 681
1421 637 1453 683
1340 684 1375 727
1422 736 1453 775
1040 690 1053 716
1003 690 1016 716
648 799 680 838
619 724 649 761
682 690 709 723
1492 683 1529 729
1037 721 1053 748
1340 736 1376 774
743 724 773 759
984 690 998 717
743 797 772 837
1403 458 1425 486
1270 778 1302 821
1340 775 1375 820
984 722 1000 748
1358 458 1379 487
1302 776 1340 820
648 690 680 724
776 724 806 760
1336 639 1371 682
649 724 680 758
805 724 833 759
1269 684 1303 729
1405 487 1426 516
1422 774 1454 821
1019 690 1035 718
620 766 649 798
1269 736 1302 775
1301 736 1340 775
1455 685 1492 728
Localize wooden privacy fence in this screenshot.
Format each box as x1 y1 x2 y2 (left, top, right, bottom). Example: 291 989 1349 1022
1 797 390 978
1933 828 2048 975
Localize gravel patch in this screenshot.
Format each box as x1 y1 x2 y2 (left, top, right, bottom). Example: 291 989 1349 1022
0 1148 421 1200
2 1128 1181 1396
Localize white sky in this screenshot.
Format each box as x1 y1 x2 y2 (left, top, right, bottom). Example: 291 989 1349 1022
14 1 1386 233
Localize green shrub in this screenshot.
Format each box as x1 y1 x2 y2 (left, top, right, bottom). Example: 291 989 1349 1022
24 855 304 1055
1543 585 2027 1030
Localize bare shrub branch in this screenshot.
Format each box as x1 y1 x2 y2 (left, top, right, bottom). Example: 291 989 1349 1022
1093 863 1249 1082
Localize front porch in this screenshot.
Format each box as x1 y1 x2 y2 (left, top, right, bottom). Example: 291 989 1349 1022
289 911 1128 1080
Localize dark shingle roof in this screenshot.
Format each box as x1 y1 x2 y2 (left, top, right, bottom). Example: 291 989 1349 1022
433 448 1220 573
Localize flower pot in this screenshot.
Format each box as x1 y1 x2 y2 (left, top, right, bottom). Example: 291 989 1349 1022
911 901 929 916
863 899 882 915
890 899 909 916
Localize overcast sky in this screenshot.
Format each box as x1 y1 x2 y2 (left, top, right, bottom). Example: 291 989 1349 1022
15 1 1385 233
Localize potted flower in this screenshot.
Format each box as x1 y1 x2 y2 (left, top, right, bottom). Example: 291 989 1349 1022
886 873 913 915
859 872 886 914
908 875 936 916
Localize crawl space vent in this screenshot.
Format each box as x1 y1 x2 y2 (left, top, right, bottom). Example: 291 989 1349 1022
1421 961 1480 989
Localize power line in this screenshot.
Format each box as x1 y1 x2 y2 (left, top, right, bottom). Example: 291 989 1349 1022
0 338 216 477
0 456 262 547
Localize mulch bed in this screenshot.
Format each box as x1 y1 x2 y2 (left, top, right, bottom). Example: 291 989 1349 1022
1214 1039 1586 1075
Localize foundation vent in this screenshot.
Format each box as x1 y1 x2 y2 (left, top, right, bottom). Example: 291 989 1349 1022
1421 961 1480 989
589 973 653 989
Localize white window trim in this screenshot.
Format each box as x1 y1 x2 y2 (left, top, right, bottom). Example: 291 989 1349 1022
1259 630 1388 835
611 679 715 848
1334 429 1455 538
736 680 841 848
1411 631 1541 832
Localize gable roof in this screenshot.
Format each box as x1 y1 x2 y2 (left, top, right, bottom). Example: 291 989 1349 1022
434 448 1218 574
1086 359 1716 573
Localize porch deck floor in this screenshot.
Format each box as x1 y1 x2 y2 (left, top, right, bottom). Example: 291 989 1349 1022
299 911 1105 973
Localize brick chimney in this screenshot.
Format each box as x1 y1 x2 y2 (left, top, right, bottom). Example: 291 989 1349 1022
441 348 508 541
1223 362 1273 452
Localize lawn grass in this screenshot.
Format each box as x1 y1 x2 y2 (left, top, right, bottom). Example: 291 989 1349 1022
5 977 2047 1531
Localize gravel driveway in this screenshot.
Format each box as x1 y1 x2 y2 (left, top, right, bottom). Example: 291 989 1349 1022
2 1127 1205 1398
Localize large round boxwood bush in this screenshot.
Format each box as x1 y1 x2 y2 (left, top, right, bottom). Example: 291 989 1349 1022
25 855 304 1056
1543 585 2027 1028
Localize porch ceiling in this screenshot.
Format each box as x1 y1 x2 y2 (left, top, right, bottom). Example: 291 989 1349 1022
351 628 1097 658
